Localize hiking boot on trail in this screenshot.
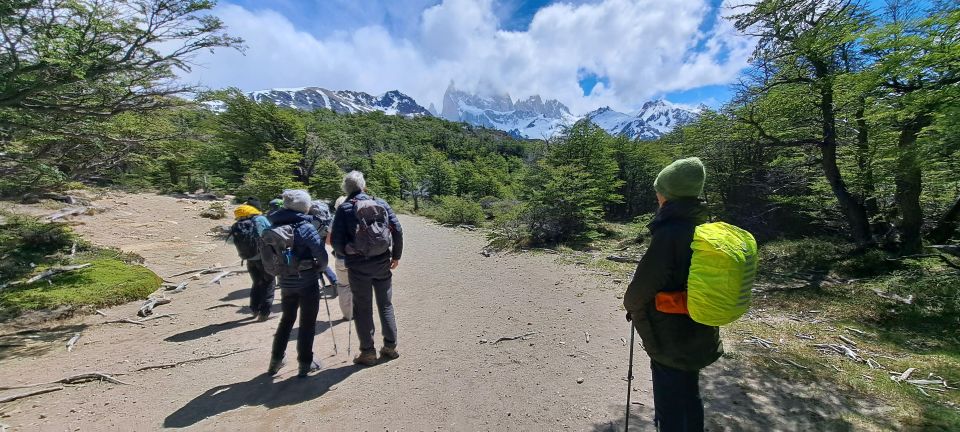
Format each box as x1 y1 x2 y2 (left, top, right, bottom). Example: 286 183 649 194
256 312 270 322
268 357 285 376
379 346 399 360
353 350 378 366
298 360 322 377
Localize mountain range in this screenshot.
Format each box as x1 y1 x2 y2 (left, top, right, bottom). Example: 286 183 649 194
231 85 700 140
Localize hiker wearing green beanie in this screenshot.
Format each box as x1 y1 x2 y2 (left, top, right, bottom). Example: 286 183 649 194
623 156 721 432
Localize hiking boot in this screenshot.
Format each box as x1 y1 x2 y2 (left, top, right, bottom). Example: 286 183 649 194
298 360 322 377
353 350 378 366
268 357 285 376
256 312 270 322
379 346 400 360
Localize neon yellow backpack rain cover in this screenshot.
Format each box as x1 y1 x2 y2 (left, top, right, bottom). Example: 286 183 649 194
687 222 758 326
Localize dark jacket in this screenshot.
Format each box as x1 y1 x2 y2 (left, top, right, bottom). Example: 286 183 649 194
267 209 328 287
623 198 723 371
331 191 403 266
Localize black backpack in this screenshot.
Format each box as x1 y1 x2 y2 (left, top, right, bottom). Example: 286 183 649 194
308 200 333 239
260 222 314 277
229 218 261 260
351 198 393 258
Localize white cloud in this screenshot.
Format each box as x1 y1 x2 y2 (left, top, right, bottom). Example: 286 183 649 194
181 0 754 114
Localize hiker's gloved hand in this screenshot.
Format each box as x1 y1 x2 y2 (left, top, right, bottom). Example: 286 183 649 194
390 259 400 270
625 312 632 322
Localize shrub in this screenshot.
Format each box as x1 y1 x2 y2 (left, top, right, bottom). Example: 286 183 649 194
0 212 78 283
425 196 485 226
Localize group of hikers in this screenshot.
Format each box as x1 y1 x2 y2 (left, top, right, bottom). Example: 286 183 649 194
229 170 402 377
225 158 756 432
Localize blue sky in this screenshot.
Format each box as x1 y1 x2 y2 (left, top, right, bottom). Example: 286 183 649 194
183 0 753 113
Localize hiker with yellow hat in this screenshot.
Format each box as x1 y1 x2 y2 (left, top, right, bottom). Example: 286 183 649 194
229 203 275 321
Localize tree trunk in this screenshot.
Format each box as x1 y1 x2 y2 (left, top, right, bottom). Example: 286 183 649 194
894 118 926 254
855 99 878 217
818 81 872 245
929 193 960 244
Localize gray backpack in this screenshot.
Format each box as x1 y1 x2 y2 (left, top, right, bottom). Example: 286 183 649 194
351 198 393 258
260 222 313 276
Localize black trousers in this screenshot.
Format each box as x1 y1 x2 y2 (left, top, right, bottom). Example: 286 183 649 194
246 259 276 315
271 276 320 365
651 360 704 432
348 255 397 352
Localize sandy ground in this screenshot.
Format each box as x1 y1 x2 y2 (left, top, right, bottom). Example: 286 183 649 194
0 192 651 431
0 192 894 431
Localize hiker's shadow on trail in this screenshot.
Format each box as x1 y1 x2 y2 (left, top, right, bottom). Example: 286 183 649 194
163 315 334 343
591 357 900 432
220 288 251 302
163 365 359 428
164 317 258 343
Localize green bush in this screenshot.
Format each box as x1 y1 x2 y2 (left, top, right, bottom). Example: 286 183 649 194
235 150 307 204
424 196 485 226
0 212 78 283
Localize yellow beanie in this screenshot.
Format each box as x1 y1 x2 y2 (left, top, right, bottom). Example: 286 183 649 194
234 204 261 220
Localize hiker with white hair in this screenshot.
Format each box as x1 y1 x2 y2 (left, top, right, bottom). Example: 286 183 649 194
263 189 328 377
331 170 404 366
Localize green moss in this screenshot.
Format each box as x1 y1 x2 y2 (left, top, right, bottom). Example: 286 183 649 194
0 258 161 315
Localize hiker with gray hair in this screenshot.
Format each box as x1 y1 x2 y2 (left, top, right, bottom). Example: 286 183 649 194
331 170 404 366
265 189 328 377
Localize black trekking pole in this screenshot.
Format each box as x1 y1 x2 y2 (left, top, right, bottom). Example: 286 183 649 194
318 273 339 355
624 325 636 432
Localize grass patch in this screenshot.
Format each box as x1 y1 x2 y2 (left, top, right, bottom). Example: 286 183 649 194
0 211 161 319
0 257 160 316
560 221 960 428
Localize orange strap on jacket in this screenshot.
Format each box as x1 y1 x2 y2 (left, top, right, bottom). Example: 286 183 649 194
655 291 689 315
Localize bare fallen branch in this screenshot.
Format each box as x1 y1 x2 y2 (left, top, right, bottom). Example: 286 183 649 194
898 368 916 382
872 289 914 305
1 264 93 291
0 386 63 403
139 313 177 323
137 297 171 317
94 310 108 317
66 333 81 352
492 332 539 344
47 207 88 221
836 335 857 346
134 348 255 372
167 268 209 278
209 270 247 285
0 373 129 390
204 303 241 310
164 281 188 293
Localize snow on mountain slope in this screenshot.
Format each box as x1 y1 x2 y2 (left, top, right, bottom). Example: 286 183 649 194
440 85 577 139
248 87 431 117
585 100 701 140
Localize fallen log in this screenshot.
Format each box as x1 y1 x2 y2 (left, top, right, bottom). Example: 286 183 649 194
0 386 63 403
137 297 171 317
0 373 128 390
134 348 255 372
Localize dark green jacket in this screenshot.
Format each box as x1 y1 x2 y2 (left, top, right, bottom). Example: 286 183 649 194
623 198 723 371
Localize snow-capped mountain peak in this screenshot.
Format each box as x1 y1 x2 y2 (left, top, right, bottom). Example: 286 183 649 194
440 84 576 139
587 100 699 140
248 87 431 117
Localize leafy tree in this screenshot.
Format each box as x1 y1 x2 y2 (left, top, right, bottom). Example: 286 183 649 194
731 0 875 245
309 159 343 202
235 151 306 204
862 3 960 252
523 162 607 245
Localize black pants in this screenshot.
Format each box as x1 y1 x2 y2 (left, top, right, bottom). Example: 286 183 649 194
271 277 320 365
651 360 704 432
246 259 276 315
348 255 397 352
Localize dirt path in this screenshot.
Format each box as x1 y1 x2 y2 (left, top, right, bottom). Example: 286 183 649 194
0 192 648 431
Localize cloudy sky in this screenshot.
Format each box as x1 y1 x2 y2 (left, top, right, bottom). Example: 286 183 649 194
180 0 754 114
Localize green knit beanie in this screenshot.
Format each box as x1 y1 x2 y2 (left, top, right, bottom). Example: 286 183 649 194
654 157 706 200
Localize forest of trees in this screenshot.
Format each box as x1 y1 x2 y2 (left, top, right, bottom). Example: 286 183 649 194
1 0 958 253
